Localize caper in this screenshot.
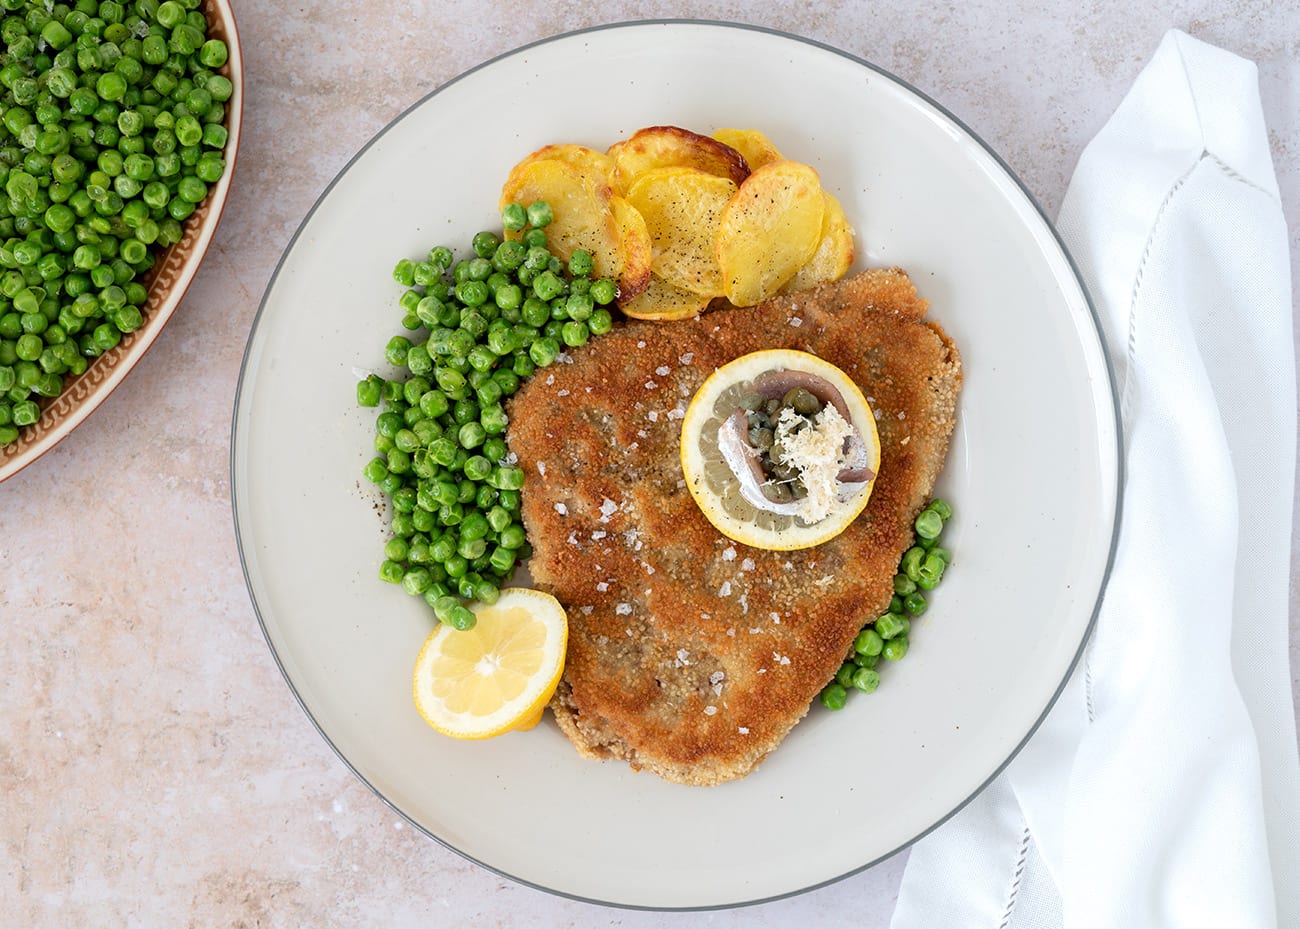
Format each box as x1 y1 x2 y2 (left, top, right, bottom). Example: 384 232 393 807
741 391 764 412
783 387 821 416
755 427 774 449
767 482 794 503
765 398 781 415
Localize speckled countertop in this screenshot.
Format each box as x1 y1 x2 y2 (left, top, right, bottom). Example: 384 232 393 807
2 2 1297 926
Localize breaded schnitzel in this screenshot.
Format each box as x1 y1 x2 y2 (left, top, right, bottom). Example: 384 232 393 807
506 269 962 785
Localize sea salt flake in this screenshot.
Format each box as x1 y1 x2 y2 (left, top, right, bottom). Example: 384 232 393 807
554 502 568 516
566 531 579 546
815 575 834 586
738 726 750 735
616 603 632 615
667 406 685 421
655 365 670 376
596 581 609 593
557 388 570 397
545 374 555 386
713 682 724 696
773 652 792 666
726 628 736 637
897 410 907 420
676 648 691 666
591 530 607 541
644 563 655 574
599 498 618 522
721 546 737 562
704 705 717 716
644 381 657 390
557 352 574 364
637 340 646 348
719 581 732 597
505 451 518 465
679 352 694 364
536 462 547 476
648 410 659 422
741 558 755 572
789 317 803 327
901 435 911 445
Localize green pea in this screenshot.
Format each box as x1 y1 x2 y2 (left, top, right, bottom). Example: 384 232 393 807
500 202 527 231
525 201 553 228
901 546 926 582
588 308 613 335
819 683 848 710
851 667 881 694
529 336 559 367
876 613 909 640
915 508 943 540
916 553 946 590
854 627 883 657
882 637 909 662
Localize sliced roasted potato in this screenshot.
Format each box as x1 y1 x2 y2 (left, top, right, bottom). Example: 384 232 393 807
499 158 622 280
515 143 615 192
610 125 749 195
711 128 783 170
610 195 652 301
619 273 714 321
716 160 825 307
782 191 855 294
625 167 735 297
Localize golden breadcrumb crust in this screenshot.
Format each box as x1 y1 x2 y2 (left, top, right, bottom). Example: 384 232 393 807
507 269 962 785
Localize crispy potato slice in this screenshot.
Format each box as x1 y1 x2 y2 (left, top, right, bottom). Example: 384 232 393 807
610 125 749 195
618 274 713 321
716 160 825 307
711 128 784 170
610 195 652 301
500 158 621 280
782 191 855 293
515 143 615 191
625 167 735 298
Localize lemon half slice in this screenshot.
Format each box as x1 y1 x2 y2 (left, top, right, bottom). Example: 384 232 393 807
680 349 881 551
413 588 568 739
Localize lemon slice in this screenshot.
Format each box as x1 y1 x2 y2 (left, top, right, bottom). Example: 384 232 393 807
413 588 568 739
680 349 881 551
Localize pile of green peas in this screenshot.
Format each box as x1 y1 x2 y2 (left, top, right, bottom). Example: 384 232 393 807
820 498 953 709
0 0 231 446
358 200 619 632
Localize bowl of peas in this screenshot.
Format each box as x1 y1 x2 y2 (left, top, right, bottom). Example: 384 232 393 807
0 0 241 481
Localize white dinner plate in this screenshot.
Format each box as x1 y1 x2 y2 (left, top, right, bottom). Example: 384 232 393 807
232 21 1120 909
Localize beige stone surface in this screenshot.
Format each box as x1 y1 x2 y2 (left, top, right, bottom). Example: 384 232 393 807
1 2 1297 925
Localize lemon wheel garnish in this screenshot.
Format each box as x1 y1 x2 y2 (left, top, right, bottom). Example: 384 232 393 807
413 588 568 740
680 349 881 551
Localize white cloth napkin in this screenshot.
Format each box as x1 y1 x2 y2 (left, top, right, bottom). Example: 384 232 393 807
892 30 1300 929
